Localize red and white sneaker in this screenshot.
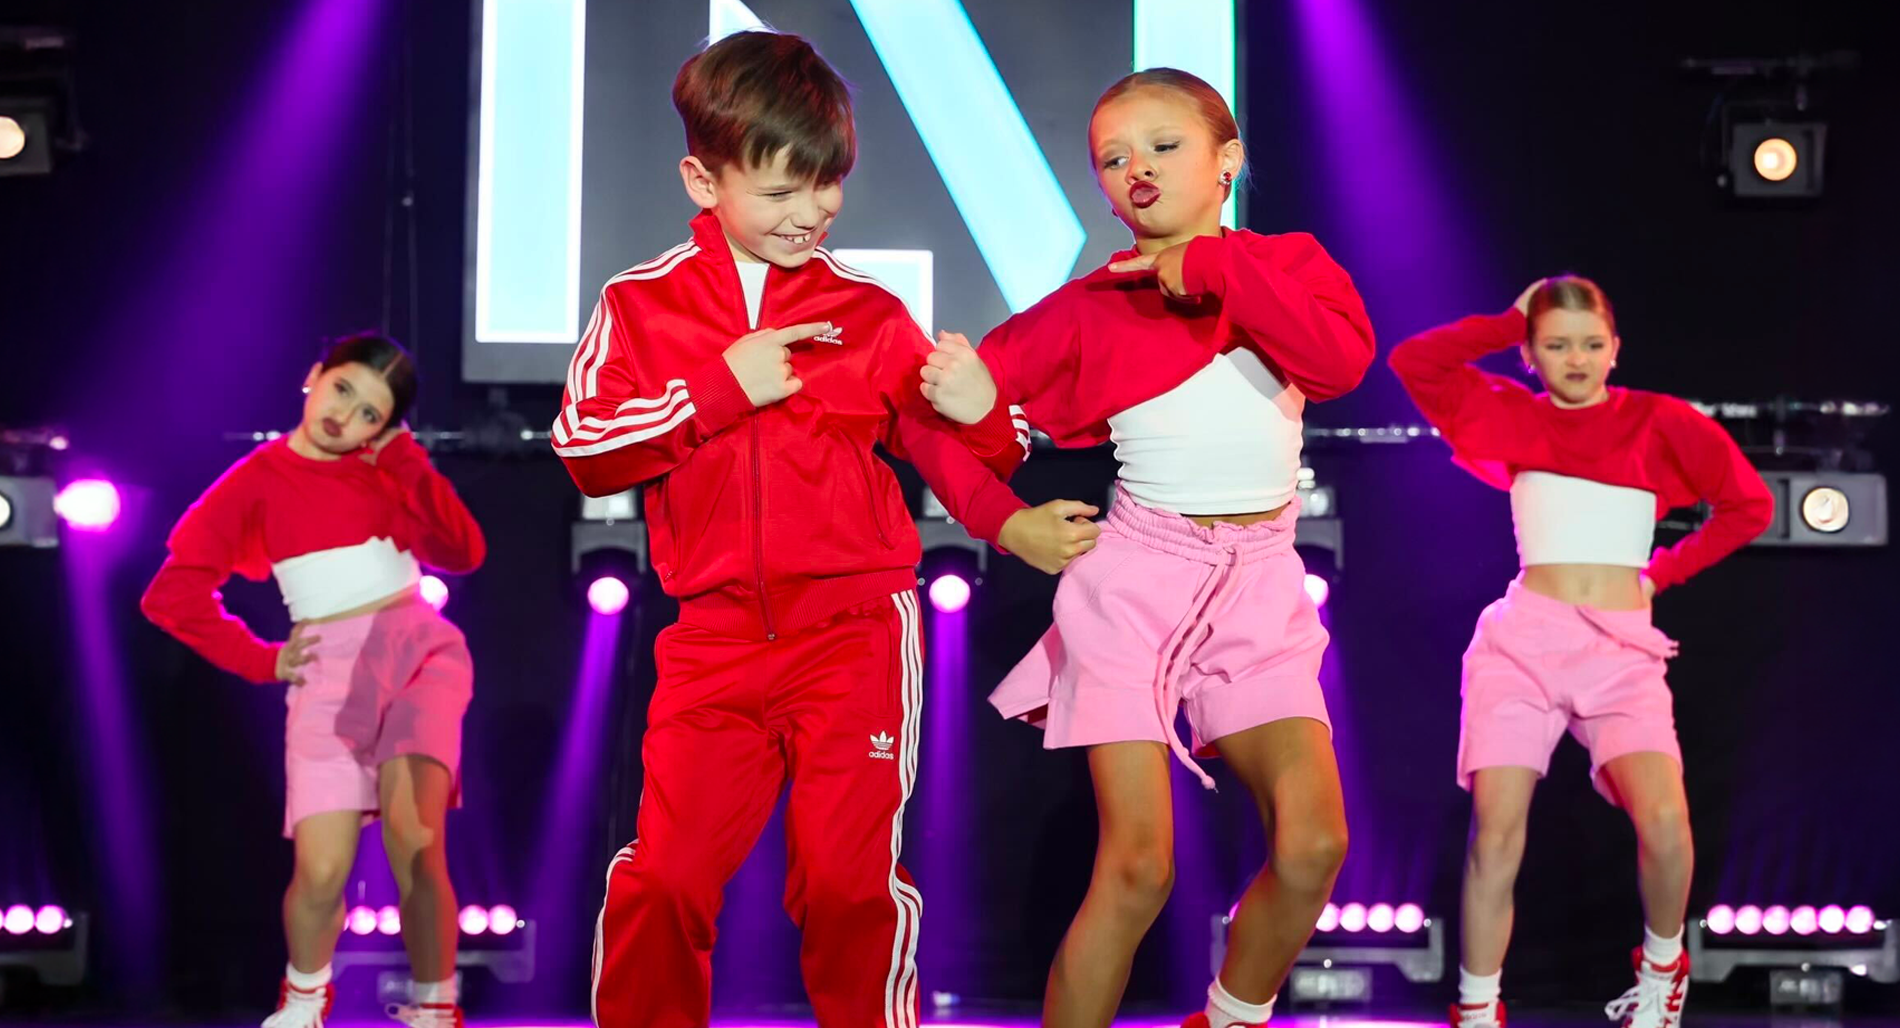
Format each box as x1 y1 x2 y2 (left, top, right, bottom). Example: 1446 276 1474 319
1182 1014 1265 1028
261 980 335 1028
1604 948 1689 1028
1449 1000 1506 1028
386 1001 465 1028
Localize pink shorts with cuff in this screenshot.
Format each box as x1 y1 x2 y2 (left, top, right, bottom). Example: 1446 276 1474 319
989 487 1331 788
283 598 473 836
1458 578 1681 803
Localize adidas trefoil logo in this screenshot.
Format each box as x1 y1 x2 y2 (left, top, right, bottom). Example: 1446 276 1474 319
868 731 896 760
816 322 844 345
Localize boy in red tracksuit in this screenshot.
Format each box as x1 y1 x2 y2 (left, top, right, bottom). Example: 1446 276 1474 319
552 30 1091 1028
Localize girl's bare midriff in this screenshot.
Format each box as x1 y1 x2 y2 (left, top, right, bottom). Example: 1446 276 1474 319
1521 563 1646 611
1185 500 1290 529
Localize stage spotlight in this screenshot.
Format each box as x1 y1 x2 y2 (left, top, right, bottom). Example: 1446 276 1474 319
1338 902 1367 933
1224 898 1444 1001
1799 485 1852 534
487 905 519 936
1316 903 1341 932
1728 120 1825 198
0 903 87 987
0 114 23 159
1303 573 1331 609
2 906 33 934
0 489 11 530
2 474 58 548
587 576 630 616
347 906 378 936
33 906 66 934
1846 905 1876 934
1367 903 1396 933
337 903 534 987
1792 905 1819 936
376 905 401 936
916 487 988 612
0 99 51 176
1706 904 1736 935
1395 903 1426 933
54 478 120 531
1820 905 1846 933
1753 137 1797 181
927 573 971 614
419 574 449 611
0 26 80 178
1764 904 1793 936
573 487 646 612
1690 902 1897 985
458 904 491 936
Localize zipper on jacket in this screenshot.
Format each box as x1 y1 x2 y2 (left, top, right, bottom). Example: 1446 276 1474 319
748 263 778 640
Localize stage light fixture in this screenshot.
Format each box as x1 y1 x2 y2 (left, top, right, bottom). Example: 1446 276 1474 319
1729 120 1825 198
1691 903 1897 984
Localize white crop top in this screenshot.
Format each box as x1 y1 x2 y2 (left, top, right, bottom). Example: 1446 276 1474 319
272 536 421 621
1510 471 1657 569
1107 347 1305 515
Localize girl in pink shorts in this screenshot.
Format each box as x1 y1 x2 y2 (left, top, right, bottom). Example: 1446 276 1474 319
143 334 486 1028
1390 279 1773 1028
922 70 1375 1028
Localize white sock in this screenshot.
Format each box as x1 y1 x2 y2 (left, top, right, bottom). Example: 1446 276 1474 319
285 962 332 993
1206 977 1274 1028
1642 925 1683 968
1458 966 1502 1006
413 977 458 1005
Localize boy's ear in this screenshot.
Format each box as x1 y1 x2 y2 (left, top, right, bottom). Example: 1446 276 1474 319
680 156 720 211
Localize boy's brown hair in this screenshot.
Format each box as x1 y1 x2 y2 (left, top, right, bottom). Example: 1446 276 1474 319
672 30 856 183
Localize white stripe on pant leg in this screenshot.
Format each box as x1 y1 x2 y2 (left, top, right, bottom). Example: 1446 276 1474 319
592 843 636 1028
894 591 925 1021
900 591 924 1025
881 592 912 1028
898 593 925 1025
881 592 923 1028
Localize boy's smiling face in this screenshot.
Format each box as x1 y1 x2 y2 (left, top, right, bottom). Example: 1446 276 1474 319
682 146 843 270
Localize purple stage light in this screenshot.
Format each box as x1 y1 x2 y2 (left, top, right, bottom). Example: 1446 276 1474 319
1791 905 1819 936
1338 902 1367 933
55 479 121 531
1763 904 1791 935
1705 904 1735 935
1316 902 1340 932
587 576 630 616
346 905 377 936
1395 903 1426 933
1846 905 1876 934
377 905 401 936
1303 573 1330 608
1819 904 1846 933
459 904 490 935
2 905 32 934
34 905 67 934
927 574 971 614
488 904 518 936
419 575 449 611
1367 902 1396 933
1735 904 1763 935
